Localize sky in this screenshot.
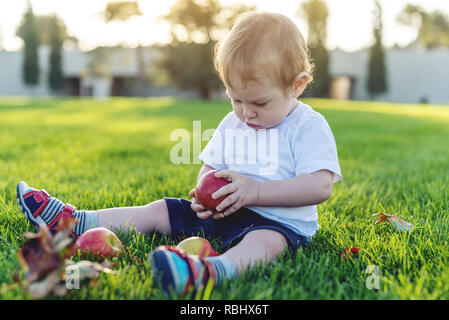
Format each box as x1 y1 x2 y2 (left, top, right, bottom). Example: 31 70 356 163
0 0 448 52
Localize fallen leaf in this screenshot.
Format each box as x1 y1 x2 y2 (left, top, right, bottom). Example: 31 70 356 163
64 259 117 282
373 212 414 232
17 226 61 283
53 218 79 256
16 218 117 299
26 270 61 299
340 247 359 261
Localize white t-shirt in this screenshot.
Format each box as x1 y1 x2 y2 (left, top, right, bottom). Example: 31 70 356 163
198 101 342 238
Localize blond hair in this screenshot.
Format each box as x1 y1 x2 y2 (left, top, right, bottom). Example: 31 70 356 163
214 11 314 92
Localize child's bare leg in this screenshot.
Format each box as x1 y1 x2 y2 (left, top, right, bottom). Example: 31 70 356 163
16 181 171 236
98 199 171 234
222 229 288 274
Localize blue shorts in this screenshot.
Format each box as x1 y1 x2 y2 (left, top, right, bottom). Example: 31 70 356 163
163 197 309 254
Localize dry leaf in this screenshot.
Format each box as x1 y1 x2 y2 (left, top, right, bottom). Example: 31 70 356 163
17 226 61 283
16 218 117 299
340 247 359 261
26 270 61 299
373 212 414 232
63 259 117 281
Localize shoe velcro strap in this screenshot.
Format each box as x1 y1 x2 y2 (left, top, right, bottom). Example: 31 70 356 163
161 246 209 295
47 204 77 229
40 189 50 198
32 197 49 218
22 190 51 218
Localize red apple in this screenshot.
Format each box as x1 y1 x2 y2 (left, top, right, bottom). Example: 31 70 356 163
74 227 123 259
176 236 220 258
195 170 231 210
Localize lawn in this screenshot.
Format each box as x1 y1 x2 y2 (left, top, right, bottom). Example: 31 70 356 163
0 97 448 300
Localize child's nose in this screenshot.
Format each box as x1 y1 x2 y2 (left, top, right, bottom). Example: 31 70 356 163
242 104 256 118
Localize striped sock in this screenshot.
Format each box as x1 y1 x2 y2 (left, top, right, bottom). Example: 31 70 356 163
205 256 238 285
36 197 98 236
72 210 99 236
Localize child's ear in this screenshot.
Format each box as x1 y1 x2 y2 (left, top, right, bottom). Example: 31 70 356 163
290 72 310 98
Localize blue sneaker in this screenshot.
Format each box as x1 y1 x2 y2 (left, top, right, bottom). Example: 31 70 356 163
16 181 76 233
150 245 216 297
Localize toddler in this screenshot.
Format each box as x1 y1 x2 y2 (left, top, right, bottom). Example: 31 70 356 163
16 11 341 296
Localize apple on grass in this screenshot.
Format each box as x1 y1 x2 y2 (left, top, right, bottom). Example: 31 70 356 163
195 170 231 211
74 227 123 260
176 236 220 258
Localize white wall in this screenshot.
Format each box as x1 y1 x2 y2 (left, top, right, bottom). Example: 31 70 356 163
0 46 51 96
330 48 449 104
1 46 448 104
384 50 449 104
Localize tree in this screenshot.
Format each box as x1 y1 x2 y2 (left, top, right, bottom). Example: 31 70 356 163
16 2 40 87
18 12 72 92
367 0 387 99
299 0 330 98
159 41 220 99
103 1 145 95
397 4 449 48
159 0 254 99
47 15 66 92
27 15 71 46
104 1 142 22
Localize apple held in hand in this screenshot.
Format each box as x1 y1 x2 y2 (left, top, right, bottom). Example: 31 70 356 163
74 227 123 259
195 170 231 211
176 236 219 258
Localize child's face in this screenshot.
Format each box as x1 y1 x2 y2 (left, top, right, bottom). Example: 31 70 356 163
226 76 298 129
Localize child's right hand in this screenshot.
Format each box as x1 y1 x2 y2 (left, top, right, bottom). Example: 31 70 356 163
189 188 214 219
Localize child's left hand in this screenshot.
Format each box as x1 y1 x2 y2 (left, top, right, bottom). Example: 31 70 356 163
211 170 261 219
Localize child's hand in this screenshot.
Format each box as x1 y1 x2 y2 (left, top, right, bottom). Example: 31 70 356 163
189 188 215 219
210 170 261 219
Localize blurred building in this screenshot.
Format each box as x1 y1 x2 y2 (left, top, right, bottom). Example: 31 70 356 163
0 45 194 99
329 48 449 104
0 46 448 104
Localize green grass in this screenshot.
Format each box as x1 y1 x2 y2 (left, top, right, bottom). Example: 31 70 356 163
0 97 448 299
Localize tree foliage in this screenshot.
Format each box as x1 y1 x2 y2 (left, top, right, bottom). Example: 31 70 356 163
397 4 449 48
159 0 254 99
299 0 330 98
367 0 387 98
104 1 142 22
17 4 72 90
48 15 65 92
163 0 251 43
17 15 71 46
158 41 220 99
102 1 145 95
16 3 40 86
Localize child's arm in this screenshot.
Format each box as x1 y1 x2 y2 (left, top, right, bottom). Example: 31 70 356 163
212 169 334 218
257 169 333 207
